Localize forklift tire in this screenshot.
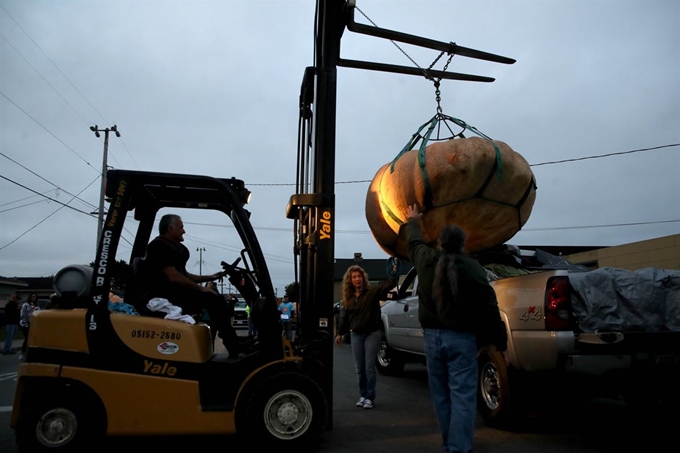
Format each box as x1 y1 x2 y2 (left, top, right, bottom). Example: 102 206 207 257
15 395 101 452
242 372 327 449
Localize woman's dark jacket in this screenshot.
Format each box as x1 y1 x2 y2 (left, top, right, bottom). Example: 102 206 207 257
337 278 396 336
405 219 507 352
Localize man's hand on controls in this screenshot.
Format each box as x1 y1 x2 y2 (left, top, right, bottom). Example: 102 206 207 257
213 270 229 280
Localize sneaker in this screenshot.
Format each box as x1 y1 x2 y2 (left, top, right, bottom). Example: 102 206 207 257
19 354 24 361
363 399 374 409
355 397 366 407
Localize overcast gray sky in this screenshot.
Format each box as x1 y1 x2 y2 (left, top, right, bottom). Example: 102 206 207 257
1 0 679 294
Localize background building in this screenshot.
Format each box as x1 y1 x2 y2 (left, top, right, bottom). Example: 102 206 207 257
565 233 679 271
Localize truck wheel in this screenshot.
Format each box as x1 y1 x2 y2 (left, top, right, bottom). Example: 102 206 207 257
477 346 512 428
244 372 327 449
376 338 405 375
16 397 101 452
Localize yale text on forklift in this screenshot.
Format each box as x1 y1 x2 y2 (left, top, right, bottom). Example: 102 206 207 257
319 210 332 239
143 360 178 377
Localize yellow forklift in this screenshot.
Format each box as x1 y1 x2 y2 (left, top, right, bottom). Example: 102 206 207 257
10 1 514 451
10 170 329 451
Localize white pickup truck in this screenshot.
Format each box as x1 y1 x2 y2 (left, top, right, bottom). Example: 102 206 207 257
378 246 680 427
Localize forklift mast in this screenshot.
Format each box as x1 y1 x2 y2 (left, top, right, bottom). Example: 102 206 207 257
287 0 515 424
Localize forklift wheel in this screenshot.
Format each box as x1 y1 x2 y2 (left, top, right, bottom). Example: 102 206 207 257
16 397 99 452
243 372 327 449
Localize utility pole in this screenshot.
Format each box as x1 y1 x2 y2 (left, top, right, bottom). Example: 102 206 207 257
196 247 206 275
90 124 120 247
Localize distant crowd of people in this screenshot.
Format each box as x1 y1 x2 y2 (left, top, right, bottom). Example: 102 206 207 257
2 292 41 360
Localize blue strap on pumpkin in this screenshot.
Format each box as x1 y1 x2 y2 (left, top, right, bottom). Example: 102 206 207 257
388 114 504 221
390 116 438 173
391 114 503 181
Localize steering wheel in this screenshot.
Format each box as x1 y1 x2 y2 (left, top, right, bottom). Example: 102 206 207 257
219 257 242 278
220 256 260 303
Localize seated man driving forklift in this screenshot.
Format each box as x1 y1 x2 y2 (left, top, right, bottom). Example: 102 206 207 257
139 213 251 357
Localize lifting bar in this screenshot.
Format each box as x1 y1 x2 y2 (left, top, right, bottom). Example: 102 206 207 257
339 2 515 82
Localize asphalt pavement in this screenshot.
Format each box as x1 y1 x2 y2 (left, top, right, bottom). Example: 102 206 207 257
0 332 674 453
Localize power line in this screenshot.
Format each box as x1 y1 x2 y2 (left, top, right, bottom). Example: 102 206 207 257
0 173 98 217
530 143 680 167
0 5 138 171
0 152 97 210
0 3 111 125
0 31 92 126
185 234 294 265
0 199 47 214
0 90 100 174
0 189 56 208
0 175 100 252
522 219 680 232
118 137 140 170
0 173 138 251
248 143 680 186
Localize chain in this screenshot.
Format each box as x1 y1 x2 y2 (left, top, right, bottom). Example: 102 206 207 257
426 50 455 114
356 7 423 70
355 6 455 114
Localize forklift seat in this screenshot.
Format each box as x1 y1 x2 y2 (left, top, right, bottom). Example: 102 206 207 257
127 257 163 318
128 256 204 321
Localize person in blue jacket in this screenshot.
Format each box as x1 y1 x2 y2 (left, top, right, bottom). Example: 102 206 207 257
278 295 295 341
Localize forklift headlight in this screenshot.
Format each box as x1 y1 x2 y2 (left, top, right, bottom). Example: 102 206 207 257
238 189 252 205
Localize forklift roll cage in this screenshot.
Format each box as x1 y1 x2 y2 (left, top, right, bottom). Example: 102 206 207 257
94 169 275 312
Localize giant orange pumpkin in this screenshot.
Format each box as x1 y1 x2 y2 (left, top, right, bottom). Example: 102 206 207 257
365 136 537 260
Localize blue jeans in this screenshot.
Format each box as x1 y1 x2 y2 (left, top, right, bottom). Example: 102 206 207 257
248 317 257 336
282 322 292 340
423 329 478 453
3 324 18 352
350 330 381 401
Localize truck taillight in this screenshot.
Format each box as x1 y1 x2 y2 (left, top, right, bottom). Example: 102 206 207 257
545 276 572 331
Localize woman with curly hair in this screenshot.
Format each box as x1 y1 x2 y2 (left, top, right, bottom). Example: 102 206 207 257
335 265 395 409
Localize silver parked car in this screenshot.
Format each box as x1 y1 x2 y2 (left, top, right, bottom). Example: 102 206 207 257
377 268 424 375
232 299 248 328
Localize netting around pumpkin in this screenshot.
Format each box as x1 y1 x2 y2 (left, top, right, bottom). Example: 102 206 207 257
365 119 537 260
